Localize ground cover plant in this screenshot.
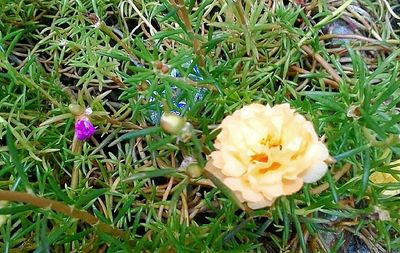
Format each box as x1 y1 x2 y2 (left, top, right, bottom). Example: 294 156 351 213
0 0 400 252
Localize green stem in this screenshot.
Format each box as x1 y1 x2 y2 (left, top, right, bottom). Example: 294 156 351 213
70 135 82 190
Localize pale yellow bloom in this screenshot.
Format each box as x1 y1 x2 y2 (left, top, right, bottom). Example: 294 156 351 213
370 161 400 196
206 103 330 209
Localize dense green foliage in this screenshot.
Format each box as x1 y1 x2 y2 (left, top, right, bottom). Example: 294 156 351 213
0 0 399 252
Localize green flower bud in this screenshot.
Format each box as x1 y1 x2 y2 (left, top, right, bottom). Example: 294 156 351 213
69 104 84 116
186 163 202 178
160 112 186 135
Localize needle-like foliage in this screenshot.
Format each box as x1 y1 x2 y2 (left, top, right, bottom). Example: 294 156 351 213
0 0 399 252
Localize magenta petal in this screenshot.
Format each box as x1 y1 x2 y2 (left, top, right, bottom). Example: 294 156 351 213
75 117 96 141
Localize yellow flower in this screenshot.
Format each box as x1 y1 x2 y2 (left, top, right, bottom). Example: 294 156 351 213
369 161 400 196
206 103 330 209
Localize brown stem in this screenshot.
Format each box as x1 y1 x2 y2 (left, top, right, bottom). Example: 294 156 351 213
0 190 129 240
301 45 342 85
310 163 352 195
290 65 339 89
84 13 140 65
319 34 391 49
169 0 204 66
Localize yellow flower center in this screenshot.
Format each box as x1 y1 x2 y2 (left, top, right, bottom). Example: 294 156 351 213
260 137 282 149
259 162 281 173
250 153 281 173
251 153 269 163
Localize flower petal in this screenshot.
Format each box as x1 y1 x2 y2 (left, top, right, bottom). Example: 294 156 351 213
75 116 96 141
208 103 330 209
303 161 328 183
224 177 264 202
247 198 276 209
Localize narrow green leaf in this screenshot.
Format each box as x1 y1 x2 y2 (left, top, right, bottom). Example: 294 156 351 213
108 126 162 147
123 168 177 182
358 150 371 201
324 172 338 203
290 199 307 253
6 126 32 191
168 178 189 216
361 111 386 138
0 204 38 215
75 189 108 207
152 29 184 40
114 197 135 223
333 144 370 161
57 228 94 244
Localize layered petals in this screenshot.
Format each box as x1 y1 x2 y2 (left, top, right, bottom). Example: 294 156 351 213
206 103 330 209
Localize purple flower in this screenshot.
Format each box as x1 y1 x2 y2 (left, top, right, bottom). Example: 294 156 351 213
75 117 96 141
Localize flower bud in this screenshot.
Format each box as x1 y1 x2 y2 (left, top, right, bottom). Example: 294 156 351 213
347 105 361 119
75 116 96 141
69 104 84 116
186 163 202 178
160 112 186 135
161 65 169 74
178 122 193 142
154 61 163 70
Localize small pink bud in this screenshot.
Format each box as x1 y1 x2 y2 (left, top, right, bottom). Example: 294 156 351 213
75 117 96 141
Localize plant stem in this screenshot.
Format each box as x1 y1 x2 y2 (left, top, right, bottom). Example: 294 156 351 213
70 135 82 190
0 190 129 240
301 45 342 85
84 13 141 65
310 163 352 195
169 0 204 66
